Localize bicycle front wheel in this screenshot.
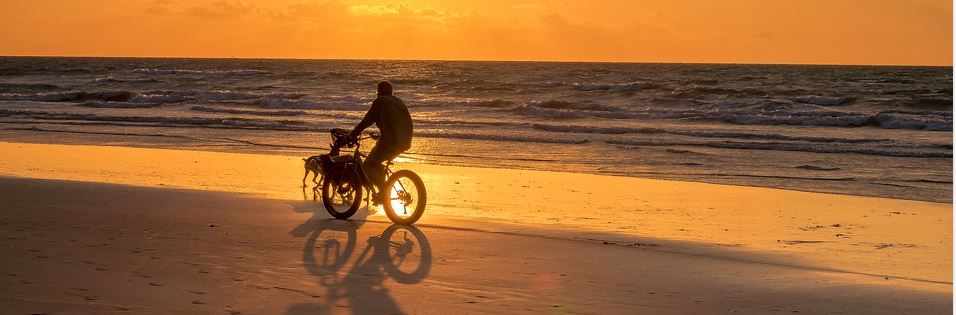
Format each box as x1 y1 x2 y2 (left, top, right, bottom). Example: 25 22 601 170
321 173 363 220
382 170 426 225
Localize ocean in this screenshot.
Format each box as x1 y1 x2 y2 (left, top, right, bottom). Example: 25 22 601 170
0 57 951 202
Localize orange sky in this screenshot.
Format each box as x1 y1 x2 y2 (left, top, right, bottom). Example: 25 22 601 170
1 0 952 65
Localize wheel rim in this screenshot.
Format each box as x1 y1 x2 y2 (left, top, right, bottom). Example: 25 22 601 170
388 176 420 220
325 180 357 214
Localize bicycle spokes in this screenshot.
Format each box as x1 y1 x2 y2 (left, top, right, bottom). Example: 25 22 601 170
389 178 417 216
381 170 426 224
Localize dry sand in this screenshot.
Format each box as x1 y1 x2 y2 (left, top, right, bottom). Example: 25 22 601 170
0 142 951 314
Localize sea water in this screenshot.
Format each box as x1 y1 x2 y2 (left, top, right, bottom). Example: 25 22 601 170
0 57 950 201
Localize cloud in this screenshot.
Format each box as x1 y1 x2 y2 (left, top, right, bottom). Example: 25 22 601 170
286 0 349 21
187 1 259 19
281 1 462 26
347 4 400 16
143 0 260 19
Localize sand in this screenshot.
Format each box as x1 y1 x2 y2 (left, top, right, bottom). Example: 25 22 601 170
0 141 951 314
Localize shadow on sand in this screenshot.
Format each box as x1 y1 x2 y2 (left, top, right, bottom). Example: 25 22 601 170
286 185 432 314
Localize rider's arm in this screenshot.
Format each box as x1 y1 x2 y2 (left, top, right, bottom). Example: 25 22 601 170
350 98 381 138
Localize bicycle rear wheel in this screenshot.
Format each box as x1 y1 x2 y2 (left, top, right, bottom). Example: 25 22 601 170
382 170 426 225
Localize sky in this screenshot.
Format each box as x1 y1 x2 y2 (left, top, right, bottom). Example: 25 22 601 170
0 0 952 65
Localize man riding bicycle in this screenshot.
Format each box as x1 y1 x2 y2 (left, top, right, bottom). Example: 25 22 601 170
347 81 413 204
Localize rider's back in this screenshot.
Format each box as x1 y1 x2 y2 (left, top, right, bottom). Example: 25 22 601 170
372 95 413 151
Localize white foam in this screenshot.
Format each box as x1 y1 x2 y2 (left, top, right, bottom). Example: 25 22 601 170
132 68 268 75
190 105 307 116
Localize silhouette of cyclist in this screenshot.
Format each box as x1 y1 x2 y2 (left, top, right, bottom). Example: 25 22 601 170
349 81 413 203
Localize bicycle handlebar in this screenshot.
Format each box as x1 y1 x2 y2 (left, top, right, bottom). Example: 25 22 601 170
330 128 379 149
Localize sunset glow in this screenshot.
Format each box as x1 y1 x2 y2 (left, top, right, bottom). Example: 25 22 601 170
1 0 951 65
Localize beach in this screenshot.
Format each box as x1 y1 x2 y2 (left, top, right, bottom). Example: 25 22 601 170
1 0 953 313
0 141 950 314
0 52 952 315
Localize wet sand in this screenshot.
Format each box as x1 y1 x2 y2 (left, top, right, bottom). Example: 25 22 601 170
1 177 951 314
0 142 951 313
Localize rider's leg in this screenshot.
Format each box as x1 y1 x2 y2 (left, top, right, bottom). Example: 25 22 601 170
364 144 390 194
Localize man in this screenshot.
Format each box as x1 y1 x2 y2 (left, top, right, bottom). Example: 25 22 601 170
349 81 413 203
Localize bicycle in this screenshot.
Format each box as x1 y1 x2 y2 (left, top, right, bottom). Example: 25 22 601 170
318 128 427 225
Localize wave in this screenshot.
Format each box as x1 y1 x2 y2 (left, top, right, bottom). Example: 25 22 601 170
530 100 621 112
793 96 855 106
520 100 953 131
532 124 661 135
666 148 709 155
412 98 515 108
415 130 589 145
670 86 769 98
466 99 515 108
132 68 268 75
0 108 589 145
0 83 61 92
607 139 951 158
93 76 161 84
511 104 583 119
416 118 526 128
875 78 917 84
190 105 307 116
128 93 190 104
0 91 135 102
717 110 952 131
873 112 952 131
0 109 314 131
387 78 434 85
0 89 328 107
573 81 654 92
77 101 164 109
796 165 841 171
531 123 894 144
257 98 367 110
193 90 306 102
470 85 519 91
278 70 317 78
908 98 953 109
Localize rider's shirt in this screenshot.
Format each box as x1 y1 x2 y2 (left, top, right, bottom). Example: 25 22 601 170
354 95 413 151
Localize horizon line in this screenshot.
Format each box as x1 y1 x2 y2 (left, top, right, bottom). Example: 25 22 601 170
0 54 952 68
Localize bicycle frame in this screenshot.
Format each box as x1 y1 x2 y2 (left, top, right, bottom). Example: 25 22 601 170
327 134 404 208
